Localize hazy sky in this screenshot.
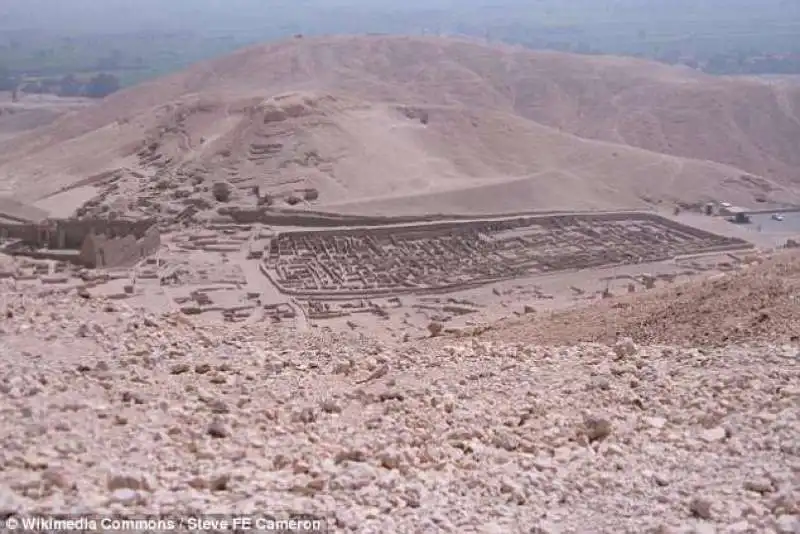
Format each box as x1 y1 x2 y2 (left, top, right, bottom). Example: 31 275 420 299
1 0 796 33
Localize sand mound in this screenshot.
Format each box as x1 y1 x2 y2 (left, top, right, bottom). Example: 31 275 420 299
0 92 92 145
0 196 49 223
1 35 799 217
483 250 800 347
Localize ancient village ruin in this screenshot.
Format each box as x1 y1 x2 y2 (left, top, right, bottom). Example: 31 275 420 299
0 197 762 331
0 217 160 268
262 213 751 298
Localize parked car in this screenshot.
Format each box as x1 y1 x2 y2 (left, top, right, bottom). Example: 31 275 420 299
772 214 784 221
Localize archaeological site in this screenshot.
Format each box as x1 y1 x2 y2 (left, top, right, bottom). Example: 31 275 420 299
0 216 160 268
0 33 798 534
0 189 772 334
263 212 750 298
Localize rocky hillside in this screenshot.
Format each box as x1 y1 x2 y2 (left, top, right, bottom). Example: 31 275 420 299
484 250 800 348
0 266 797 533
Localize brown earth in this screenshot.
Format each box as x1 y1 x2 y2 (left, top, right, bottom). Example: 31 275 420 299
1 35 800 218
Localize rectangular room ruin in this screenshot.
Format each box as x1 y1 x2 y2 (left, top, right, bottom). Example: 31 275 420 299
262 212 753 298
0 217 161 268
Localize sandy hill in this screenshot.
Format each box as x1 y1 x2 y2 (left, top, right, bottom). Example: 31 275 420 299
479 249 800 348
2 35 800 216
0 92 92 144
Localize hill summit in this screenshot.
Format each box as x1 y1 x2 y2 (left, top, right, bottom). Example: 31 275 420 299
2 35 800 217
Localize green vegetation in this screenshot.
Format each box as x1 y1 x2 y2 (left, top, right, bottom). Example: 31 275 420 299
1 0 798 98
0 31 249 97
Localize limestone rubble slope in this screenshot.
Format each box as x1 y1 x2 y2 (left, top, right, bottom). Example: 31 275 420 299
484 251 800 348
0 280 798 534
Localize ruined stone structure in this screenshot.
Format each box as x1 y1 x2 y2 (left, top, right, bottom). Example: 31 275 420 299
263 212 752 298
0 217 160 268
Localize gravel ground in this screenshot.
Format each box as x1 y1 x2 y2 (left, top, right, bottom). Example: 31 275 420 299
483 251 800 348
0 283 798 534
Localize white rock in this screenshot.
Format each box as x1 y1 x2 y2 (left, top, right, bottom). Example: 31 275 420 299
110 488 140 506
774 515 799 534
0 485 24 515
692 523 717 534
646 416 668 429
723 521 753 533
700 427 727 443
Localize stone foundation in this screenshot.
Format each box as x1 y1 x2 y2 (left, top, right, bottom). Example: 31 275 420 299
0 217 160 269
263 212 752 298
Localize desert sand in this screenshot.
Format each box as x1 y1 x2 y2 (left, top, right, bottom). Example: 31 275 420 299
0 35 799 215
0 91 93 143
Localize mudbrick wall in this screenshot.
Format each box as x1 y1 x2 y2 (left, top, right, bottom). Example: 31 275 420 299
0 222 39 243
57 219 155 249
275 212 749 245
81 225 161 268
222 207 424 227
223 207 718 231
223 207 603 227
0 218 155 249
0 218 160 268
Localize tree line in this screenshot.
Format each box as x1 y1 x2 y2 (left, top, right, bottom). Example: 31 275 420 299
0 66 120 98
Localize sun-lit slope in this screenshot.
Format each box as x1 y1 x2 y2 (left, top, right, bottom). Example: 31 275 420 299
480 250 800 348
142 34 800 186
320 105 799 215
4 88 796 213
1 35 799 214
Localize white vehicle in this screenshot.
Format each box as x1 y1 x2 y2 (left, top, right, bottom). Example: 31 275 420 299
772 214 784 221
